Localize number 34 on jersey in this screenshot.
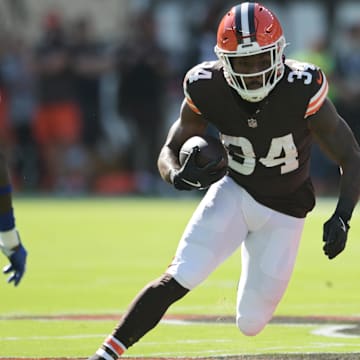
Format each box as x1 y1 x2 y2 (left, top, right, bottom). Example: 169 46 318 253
222 133 299 175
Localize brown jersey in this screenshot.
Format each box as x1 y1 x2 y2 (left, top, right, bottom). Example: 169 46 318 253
183 59 329 218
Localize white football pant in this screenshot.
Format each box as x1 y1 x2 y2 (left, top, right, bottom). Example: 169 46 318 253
166 175 305 336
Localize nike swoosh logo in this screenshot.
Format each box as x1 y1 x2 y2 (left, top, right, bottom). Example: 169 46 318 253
182 178 202 188
338 217 347 232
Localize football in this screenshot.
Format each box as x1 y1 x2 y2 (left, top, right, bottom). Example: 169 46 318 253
179 134 228 169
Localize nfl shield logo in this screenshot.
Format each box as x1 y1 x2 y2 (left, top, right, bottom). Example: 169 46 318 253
247 118 258 128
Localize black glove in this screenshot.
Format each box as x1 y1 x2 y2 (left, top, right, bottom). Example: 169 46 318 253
170 146 227 191
323 213 350 259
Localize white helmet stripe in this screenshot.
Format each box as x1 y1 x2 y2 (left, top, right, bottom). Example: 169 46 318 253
240 3 251 44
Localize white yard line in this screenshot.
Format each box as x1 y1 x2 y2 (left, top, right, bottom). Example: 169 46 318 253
311 324 360 339
0 322 359 342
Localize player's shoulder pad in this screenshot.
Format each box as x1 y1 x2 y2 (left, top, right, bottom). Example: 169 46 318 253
183 61 219 89
183 61 220 115
285 58 326 87
285 59 329 118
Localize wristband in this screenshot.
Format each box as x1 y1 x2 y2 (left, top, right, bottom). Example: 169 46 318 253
0 228 19 256
0 209 15 231
0 184 12 195
0 185 15 231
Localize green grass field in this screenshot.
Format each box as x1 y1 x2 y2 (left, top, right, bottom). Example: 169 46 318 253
0 196 359 359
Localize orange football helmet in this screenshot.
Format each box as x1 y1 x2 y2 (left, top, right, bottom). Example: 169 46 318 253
215 2 286 102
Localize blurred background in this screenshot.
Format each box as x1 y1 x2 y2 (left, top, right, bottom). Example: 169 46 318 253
0 0 359 197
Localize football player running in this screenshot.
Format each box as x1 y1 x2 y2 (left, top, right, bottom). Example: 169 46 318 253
0 151 27 286
88 3 360 359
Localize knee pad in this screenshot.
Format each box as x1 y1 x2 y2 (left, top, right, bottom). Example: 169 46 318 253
236 315 267 336
236 288 276 336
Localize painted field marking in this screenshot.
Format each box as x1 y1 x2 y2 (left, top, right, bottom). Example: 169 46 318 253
0 334 107 341
311 325 359 339
0 318 359 342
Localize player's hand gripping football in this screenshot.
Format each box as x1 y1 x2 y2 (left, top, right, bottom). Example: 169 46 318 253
1 231 27 286
322 213 350 259
171 146 227 190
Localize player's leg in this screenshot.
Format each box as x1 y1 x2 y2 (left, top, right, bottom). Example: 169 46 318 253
89 273 189 360
166 176 248 289
88 176 248 359
235 196 305 336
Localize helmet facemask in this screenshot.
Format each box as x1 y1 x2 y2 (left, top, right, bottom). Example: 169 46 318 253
215 36 286 102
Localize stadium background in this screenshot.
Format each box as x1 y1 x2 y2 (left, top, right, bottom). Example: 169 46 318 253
1 2 360 358
0 0 359 197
